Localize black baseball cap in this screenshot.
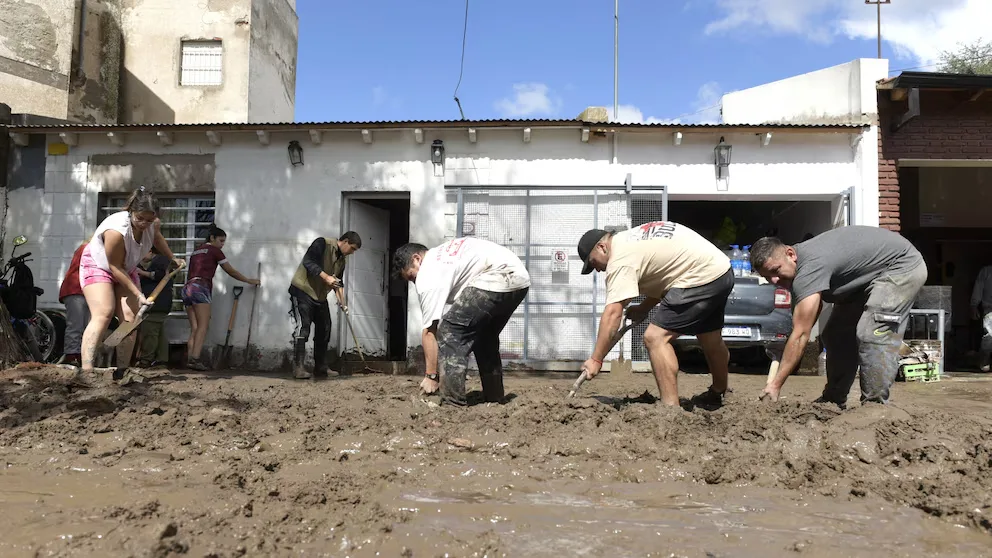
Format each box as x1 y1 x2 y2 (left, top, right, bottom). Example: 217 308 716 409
577 229 608 275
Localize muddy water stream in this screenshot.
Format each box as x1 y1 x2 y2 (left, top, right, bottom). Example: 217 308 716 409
1 366 990 556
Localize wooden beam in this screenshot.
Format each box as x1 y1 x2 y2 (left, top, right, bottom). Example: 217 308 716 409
308 129 322 145
969 89 988 102
361 129 372 144
580 127 590 143
59 132 78 146
413 128 424 144
157 131 174 146
10 133 29 147
107 132 124 147
467 128 477 143
672 131 682 146
890 88 909 101
206 131 222 146
522 127 531 143
256 130 270 146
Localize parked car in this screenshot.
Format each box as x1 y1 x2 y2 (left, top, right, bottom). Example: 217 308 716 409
674 275 793 363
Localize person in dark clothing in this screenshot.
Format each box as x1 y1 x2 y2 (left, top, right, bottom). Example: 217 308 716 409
288 231 362 379
136 248 174 368
58 241 89 367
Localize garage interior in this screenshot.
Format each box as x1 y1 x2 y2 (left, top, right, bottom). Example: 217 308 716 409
627 197 843 363
900 165 992 370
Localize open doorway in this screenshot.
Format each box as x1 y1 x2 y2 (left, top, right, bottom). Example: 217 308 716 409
627 196 847 363
341 193 410 361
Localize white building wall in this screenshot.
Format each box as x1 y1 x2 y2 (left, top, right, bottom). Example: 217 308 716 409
721 59 889 125
8 126 866 369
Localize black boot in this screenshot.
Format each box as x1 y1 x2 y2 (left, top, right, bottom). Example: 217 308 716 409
292 339 311 379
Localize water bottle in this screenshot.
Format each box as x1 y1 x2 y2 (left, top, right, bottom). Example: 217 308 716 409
817 349 827 376
730 245 742 277
742 245 752 276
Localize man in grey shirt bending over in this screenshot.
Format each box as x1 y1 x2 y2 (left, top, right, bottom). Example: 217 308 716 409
750 226 927 407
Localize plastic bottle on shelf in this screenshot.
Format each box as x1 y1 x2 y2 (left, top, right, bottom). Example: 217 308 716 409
730 245 742 277
818 349 827 376
742 244 752 276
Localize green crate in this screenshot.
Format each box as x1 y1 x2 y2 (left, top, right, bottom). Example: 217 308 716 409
900 362 940 383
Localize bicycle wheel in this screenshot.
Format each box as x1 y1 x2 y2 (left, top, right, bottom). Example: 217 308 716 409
29 311 57 362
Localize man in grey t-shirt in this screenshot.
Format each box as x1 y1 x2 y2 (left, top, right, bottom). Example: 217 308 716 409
750 226 927 408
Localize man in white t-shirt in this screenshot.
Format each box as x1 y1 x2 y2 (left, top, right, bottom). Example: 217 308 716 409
577 222 734 408
393 237 531 406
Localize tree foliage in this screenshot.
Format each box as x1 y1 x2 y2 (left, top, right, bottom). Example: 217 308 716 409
937 38 992 75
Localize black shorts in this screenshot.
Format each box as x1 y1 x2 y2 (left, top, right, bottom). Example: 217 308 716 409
650 268 734 336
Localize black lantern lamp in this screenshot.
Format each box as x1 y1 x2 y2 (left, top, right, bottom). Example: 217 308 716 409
431 139 445 165
714 136 732 179
288 140 304 166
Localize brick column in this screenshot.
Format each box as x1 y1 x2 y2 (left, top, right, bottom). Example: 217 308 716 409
878 130 900 231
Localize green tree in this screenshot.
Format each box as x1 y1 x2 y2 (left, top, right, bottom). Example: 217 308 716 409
937 38 992 75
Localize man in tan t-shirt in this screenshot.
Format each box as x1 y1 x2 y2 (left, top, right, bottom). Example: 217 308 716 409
576 221 734 407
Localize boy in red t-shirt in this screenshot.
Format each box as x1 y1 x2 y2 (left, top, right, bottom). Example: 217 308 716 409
58 242 89 367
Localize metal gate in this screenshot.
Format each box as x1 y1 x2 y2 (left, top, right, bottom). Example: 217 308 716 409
445 182 668 366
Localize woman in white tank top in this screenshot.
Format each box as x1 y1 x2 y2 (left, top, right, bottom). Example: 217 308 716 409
78 188 185 378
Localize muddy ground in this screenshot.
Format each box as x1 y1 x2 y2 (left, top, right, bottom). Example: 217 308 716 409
0 364 991 558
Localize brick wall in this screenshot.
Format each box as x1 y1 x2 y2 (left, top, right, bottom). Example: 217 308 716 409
878 89 992 231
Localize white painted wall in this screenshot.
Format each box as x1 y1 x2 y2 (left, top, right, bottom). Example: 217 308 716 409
247 0 297 123
8 125 869 369
721 59 889 125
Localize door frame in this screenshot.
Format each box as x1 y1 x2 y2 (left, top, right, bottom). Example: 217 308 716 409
338 191 411 355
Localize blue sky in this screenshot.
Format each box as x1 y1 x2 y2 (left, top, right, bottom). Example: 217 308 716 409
294 0 990 124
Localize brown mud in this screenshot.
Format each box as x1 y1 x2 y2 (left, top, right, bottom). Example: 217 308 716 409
1 365 991 557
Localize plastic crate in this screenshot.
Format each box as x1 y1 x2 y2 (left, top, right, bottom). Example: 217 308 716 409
899 361 940 383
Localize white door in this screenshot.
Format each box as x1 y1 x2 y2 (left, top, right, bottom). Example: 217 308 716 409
346 200 390 356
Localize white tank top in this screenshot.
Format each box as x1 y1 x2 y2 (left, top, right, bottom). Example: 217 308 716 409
86 211 156 273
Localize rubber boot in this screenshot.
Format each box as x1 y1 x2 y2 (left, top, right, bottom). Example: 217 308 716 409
292 339 311 379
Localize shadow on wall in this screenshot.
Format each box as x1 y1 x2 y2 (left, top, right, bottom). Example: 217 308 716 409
203 149 439 372
120 69 175 124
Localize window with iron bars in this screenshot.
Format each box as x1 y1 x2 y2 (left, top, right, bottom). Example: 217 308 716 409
180 40 223 86
99 195 216 313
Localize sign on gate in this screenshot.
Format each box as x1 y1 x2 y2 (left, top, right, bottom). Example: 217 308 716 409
551 248 569 272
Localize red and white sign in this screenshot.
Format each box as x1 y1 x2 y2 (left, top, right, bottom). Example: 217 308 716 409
551 248 569 272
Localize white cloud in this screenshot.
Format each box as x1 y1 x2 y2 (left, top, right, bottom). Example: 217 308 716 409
495 83 562 118
705 0 992 66
610 82 724 125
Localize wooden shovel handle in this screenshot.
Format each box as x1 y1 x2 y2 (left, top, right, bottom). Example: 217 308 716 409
146 260 186 303
227 298 240 330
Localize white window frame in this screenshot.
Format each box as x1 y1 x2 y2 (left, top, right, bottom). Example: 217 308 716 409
100 194 216 314
179 40 223 87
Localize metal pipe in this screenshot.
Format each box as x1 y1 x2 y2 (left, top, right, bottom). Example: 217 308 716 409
612 0 620 165
523 189 531 360
75 0 87 79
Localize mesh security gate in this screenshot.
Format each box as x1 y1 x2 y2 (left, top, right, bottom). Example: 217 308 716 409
446 183 668 365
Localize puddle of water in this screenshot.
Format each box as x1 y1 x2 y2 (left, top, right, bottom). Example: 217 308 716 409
380 478 991 557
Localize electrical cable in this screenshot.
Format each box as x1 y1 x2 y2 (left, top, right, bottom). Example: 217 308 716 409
453 0 469 120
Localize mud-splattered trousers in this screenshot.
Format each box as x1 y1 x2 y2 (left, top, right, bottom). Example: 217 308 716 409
289 289 331 373
436 286 529 406
819 263 928 407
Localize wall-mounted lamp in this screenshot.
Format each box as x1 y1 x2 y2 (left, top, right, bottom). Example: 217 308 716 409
288 140 304 166
714 136 732 180
430 139 445 165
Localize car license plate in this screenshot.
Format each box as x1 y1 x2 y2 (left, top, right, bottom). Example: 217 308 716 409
723 326 752 338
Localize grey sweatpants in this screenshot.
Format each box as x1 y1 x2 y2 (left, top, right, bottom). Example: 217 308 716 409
63 294 90 356
819 263 928 407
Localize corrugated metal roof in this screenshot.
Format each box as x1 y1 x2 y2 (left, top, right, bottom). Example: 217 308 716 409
4 118 865 133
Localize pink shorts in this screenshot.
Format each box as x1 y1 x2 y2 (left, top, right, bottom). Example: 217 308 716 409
79 247 140 289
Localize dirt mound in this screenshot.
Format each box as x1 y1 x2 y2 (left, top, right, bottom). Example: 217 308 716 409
0 366 990 556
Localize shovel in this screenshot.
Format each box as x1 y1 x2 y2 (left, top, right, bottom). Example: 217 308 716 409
103 261 186 350
242 262 261 365
568 318 642 398
341 306 379 374
215 286 244 369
